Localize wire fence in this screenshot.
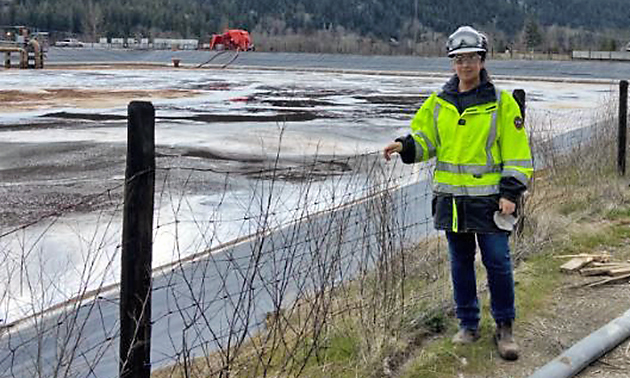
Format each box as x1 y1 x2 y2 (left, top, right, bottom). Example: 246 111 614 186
0 89 624 378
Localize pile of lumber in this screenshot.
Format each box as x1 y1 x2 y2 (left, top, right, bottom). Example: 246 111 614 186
556 253 630 287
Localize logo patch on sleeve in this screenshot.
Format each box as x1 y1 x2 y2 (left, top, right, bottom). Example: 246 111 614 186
514 116 524 129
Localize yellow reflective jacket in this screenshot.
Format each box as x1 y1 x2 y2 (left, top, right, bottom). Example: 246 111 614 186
397 74 533 233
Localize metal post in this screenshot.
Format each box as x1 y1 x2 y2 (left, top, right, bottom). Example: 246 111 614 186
619 80 628 176
120 101 155 378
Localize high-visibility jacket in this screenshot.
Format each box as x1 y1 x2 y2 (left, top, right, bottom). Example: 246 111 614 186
397 76 533 233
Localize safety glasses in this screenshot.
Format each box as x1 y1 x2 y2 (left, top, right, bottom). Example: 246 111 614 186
452 54 481 65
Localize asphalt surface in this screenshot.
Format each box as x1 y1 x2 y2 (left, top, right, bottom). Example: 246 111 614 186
45 48 630 82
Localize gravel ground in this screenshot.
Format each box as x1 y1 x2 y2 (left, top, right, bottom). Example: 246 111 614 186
0 138 126 226
519 282 630 378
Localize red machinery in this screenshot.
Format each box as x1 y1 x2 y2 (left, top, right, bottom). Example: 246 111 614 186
209 29 253 51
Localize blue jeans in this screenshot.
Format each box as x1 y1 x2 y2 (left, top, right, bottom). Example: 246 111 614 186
446 232 515 330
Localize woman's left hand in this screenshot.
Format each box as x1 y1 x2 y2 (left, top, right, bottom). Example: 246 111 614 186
499 198 516 215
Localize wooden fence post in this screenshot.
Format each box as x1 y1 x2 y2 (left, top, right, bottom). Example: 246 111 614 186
619 80 628 176
120 101 155 378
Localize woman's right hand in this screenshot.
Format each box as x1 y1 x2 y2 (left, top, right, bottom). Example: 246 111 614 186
383 142 403 161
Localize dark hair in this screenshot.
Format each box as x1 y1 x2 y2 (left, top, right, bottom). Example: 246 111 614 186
481 68 492 83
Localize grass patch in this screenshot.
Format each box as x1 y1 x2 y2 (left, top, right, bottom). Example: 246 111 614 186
605 207 630 221
558 199 589 216
398 249 563 378
322 333 359 362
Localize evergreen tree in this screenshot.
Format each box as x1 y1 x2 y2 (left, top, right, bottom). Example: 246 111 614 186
524 19 543 50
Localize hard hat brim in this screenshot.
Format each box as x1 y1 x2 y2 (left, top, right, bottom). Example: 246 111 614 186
447 47 486 57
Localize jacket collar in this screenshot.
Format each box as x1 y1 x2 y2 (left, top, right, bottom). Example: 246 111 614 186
438 69 496 108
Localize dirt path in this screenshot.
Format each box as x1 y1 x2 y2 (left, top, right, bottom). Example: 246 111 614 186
474 281 630 378
467 244 630 378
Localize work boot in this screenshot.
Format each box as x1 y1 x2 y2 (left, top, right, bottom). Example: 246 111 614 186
452 327 480 344
494 322 519 360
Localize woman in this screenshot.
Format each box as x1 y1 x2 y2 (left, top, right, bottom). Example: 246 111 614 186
383 26 533 361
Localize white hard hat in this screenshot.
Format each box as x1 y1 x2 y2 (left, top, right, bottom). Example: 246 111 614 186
446 26 488 57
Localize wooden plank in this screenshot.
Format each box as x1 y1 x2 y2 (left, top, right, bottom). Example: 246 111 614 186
563 279 604 290
554 254 611 263
580 264 630 276
560 257 594 272
587 273 630 287
590 262 628 268
608 266 630 277
580 267 615 276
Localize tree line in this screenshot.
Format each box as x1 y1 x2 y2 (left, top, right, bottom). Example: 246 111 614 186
2 0 630 54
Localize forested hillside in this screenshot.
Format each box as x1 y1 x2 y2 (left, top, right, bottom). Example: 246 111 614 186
2 0 629 53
